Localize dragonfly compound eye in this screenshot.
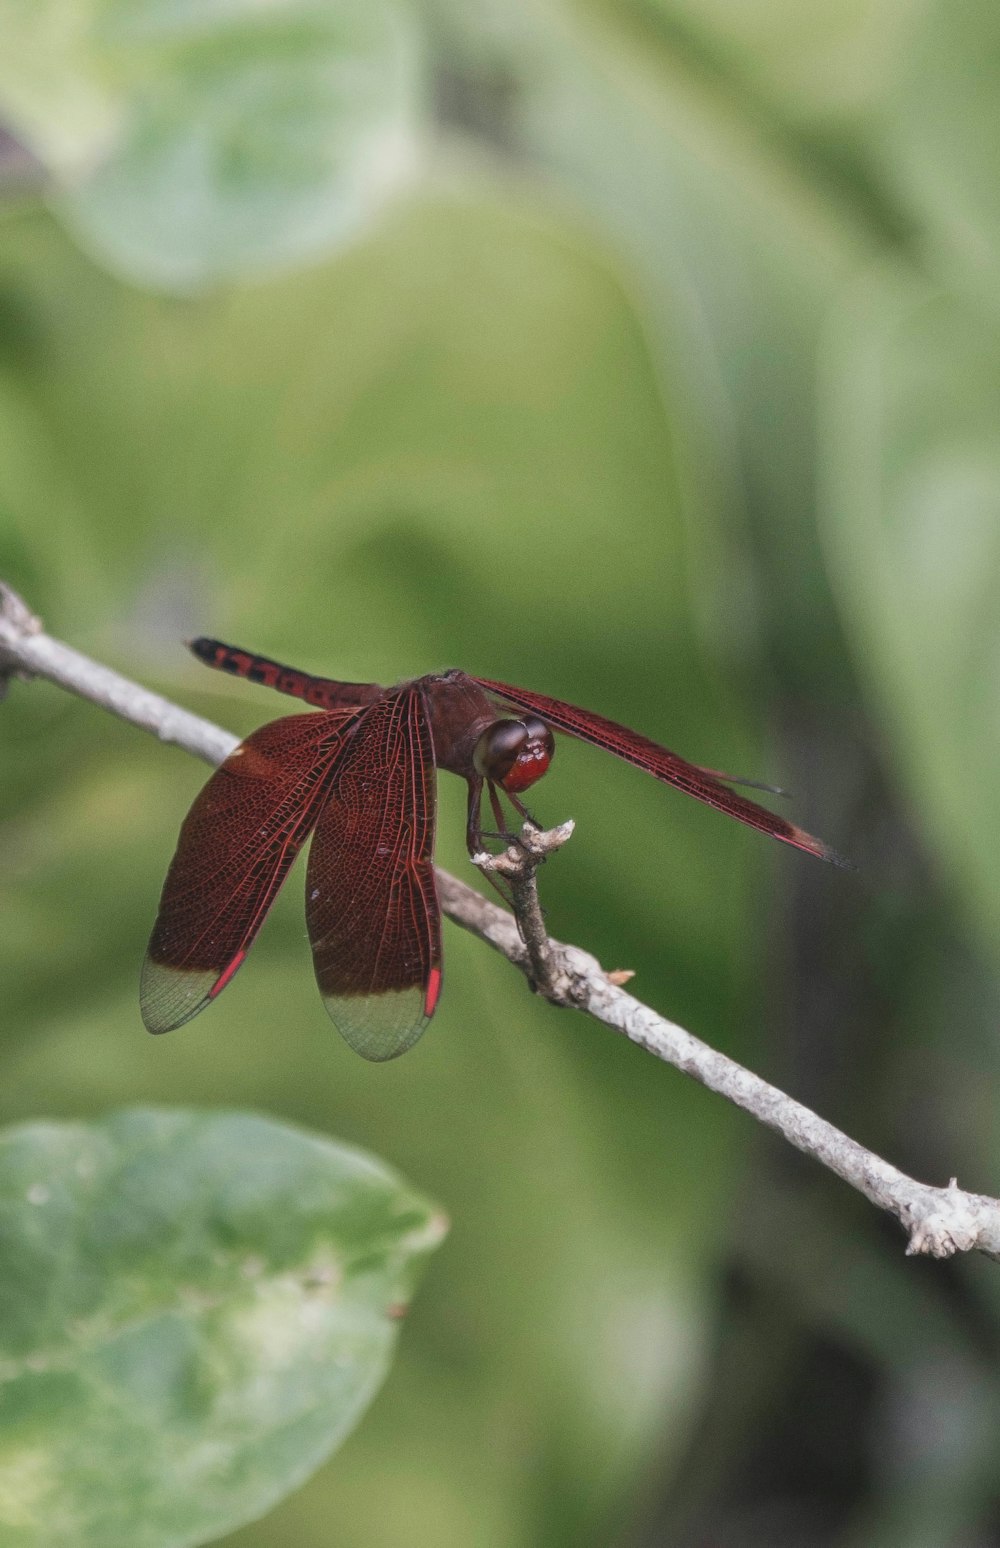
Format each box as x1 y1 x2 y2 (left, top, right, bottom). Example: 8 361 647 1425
473 720 528 781
500 717 554 794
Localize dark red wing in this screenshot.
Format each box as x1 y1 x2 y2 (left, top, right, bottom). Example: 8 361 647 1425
475 679 848 867
306 684 442 1062
141 710 361 1033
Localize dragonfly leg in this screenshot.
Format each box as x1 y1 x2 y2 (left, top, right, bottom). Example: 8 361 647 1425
465 776 486 855
481 783 536 854
488 780 509 837
505 790 541 829
466 775 530 857
463 776 518 907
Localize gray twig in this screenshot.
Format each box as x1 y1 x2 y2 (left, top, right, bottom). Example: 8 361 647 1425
3 580 998 1263
472 820 574 995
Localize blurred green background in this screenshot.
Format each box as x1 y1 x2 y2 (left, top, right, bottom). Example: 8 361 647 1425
1 0 999 1544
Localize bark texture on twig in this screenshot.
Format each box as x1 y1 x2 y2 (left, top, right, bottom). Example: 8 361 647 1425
473 820 574 995
3 582 998 1264
0 584 236 765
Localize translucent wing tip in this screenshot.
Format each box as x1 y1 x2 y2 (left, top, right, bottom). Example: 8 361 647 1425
140 961 215 1034
140 952 247 1034
320 984 437 1062
789 825 855 871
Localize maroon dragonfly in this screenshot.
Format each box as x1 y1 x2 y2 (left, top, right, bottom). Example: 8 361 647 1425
142 640 846 1060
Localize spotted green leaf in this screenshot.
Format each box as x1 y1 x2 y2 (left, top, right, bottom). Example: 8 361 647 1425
0 1107 445 1548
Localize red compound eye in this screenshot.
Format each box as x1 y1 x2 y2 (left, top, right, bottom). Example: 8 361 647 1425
500 718 554 793
473 720 528 782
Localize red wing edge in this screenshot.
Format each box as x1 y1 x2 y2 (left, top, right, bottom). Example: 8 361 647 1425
475 678 851 869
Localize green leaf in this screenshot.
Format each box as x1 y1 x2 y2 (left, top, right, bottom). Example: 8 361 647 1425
0 1107 445 1547
820 269 1000 954
0 0 423 291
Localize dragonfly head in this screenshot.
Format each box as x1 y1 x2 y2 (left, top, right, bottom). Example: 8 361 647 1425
474 716 554 793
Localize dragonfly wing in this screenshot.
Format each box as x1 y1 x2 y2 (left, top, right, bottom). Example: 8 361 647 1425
306 685 442 1062
475 678 848 867
141 710 361 1033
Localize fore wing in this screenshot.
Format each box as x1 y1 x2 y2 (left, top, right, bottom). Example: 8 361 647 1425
141 710 361 1033
475 678 847 867
306 685 442 1061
